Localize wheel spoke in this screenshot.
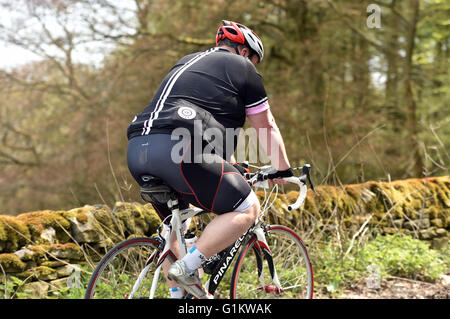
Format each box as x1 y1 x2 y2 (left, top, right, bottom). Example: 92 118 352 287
85 237 171 299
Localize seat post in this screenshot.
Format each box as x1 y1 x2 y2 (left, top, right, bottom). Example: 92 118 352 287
167 197 188 257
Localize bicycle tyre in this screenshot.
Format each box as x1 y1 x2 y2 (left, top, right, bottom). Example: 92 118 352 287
230 225 313 299
85 236 175 299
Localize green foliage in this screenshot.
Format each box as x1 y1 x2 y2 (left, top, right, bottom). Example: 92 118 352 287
0 276 26 299
311 234 449 297
362 234 448 281
47 271 91 299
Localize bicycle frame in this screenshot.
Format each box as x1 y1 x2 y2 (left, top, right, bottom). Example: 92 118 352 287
149 201 202 299
145 198 253 298
144 204 276 298
132 164 312 299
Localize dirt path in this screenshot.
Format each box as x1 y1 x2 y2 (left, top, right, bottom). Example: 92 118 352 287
337 275 450 299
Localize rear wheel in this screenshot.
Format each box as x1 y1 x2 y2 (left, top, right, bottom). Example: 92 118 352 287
230 225 313 299
85 237 174 299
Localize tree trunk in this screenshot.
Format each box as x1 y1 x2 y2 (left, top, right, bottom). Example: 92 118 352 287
403 0 424 177
352 33 370 109
385 2 399 110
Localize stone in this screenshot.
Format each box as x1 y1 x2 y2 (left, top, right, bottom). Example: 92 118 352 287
418 218 430 229
14 247 36 261
435 228 448 237
439 274 450 287
69 211 104 244
419 229 434 240
41 260 67 268
432 237 448 249
383 227 397 234
30 266 58 281
430 218 444 228
391 219 404 228
22 281 50 299
403 218 431 231
404 221 418 231
0 253 26 273
16 210 70 244
49 277 68 292
40 227 56 244
56 264 78 278
49 244 83 260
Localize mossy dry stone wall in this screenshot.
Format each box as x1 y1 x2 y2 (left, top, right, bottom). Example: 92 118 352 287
263 175 449 249
0 202 160 297
0 176 448 298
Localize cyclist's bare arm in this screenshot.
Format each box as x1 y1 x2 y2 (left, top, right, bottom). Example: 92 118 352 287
246 109 291 171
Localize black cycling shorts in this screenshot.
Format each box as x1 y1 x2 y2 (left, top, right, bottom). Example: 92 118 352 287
127 134 253 223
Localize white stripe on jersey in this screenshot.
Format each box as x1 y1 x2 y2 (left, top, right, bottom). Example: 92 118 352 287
245 96 268 108
143 47 220 135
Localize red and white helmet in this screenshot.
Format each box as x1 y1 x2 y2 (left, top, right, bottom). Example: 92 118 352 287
216 20 265 62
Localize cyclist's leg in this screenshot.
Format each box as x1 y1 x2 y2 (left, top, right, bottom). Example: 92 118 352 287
177 150 260 258
196 202 259 258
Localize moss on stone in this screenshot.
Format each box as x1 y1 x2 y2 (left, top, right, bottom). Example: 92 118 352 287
0 253 26 272
142 203 163 234
269 176 450 237
17 265 57 281
0 216 31 252
76 211 89 224
0 221 6 242
48 243 83 260
16 210 71 243
111 202 161 237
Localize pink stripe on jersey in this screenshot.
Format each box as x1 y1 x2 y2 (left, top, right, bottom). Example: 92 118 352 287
245 100 270 115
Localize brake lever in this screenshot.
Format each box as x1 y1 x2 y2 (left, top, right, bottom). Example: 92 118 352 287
301 164 317 194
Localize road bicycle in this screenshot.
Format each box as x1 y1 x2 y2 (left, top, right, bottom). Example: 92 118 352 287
84 162 315 299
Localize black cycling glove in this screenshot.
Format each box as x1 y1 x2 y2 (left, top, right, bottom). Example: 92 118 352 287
267 168 294 179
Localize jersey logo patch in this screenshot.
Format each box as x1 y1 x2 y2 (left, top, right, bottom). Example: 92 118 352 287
177 106 196 120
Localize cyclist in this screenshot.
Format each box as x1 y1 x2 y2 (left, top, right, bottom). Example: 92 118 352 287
126 20 293 298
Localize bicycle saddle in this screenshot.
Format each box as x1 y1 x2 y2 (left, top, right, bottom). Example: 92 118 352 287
140 175 176 204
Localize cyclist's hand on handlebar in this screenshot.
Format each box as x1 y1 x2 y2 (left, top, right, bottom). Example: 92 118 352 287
268 168 294 185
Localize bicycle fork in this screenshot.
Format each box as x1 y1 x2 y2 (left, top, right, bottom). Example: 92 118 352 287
252 227 284 294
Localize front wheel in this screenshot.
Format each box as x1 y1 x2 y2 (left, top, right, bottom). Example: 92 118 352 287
85 237 174 299
230 225 313 299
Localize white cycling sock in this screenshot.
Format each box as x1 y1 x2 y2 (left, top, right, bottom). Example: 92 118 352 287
182 246 206 271
169 286 184 299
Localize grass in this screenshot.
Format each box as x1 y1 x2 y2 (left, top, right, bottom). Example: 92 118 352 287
1 232 448 299
310 233 449 297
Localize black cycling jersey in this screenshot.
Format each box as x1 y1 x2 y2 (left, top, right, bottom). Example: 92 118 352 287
126 47 268 148
127 47 268 218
